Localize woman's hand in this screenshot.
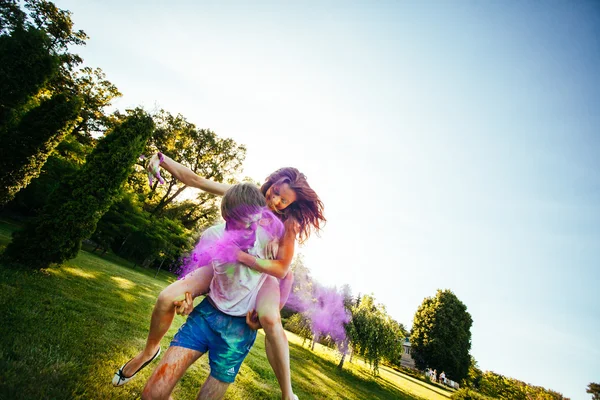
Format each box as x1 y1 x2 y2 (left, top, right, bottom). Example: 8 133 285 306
246 310 262 330
173 292 194 316
145 153 165 187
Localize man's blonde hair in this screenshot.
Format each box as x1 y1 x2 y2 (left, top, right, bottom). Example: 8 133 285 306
221 183 266 222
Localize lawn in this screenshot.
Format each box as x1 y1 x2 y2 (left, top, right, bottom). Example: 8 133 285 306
0 220 451 400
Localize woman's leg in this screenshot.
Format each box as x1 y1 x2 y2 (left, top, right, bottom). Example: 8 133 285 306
120 267 214 378
256 276 294 400
279 270 294 309
246 271 294 330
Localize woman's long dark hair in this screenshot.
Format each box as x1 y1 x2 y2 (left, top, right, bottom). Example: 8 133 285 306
261 167 325 244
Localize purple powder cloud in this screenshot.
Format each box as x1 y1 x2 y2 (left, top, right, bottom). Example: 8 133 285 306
178 206 284 278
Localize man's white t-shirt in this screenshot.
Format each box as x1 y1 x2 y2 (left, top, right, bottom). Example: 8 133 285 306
205 223 277 317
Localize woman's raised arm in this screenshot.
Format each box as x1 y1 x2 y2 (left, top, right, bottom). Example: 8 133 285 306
149 152 232 196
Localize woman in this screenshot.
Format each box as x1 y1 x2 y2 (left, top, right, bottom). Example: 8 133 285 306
113 152 325 400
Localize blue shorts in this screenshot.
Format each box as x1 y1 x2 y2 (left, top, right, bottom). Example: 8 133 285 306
170 297 257 383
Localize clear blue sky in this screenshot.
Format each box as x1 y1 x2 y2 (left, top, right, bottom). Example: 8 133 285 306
55 1 599 398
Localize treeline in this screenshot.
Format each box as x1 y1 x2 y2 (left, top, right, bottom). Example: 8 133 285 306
454 365 568 399
282 262 567 399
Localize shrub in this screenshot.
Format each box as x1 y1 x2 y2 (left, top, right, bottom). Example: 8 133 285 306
451 388 496 400
3 109 154 269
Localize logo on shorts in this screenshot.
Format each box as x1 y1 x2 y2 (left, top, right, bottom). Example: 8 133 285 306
226 367 235 375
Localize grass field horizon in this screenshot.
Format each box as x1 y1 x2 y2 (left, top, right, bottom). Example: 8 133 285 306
0 219 452 399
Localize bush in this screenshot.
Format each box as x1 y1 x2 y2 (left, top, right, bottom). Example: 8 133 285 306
284 313 312 345
0 26 58 126
0 93 82 205
2 109 154 269
451 388 496 400
393 365 426 381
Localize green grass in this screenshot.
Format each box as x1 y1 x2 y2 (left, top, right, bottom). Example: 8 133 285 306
0 217 20 246
0 221 450 400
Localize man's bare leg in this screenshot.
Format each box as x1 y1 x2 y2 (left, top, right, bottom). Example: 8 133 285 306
121 267 213 377
256 276 295 400
197 375 230 400
141 346 203 400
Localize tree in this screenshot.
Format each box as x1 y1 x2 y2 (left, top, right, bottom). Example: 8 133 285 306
0 0 121 204
90 191 145 255
2 109 154 269
336 284 356 369
284 313 313 347
385 319 408 366
283 254 315 314
1 1 120 141
0 1 26 35
1 0 88 92
462 356 483 390
121 211 190 271
21 0 88 92
0 24 58 126
100 195 210 270
158 193 220 231
5 134 90 216
337 286 405 371
66 67 122 143
135 110 246 216
587 383 600 400
0 92 82 205
346 294 398 374
410 289 473 382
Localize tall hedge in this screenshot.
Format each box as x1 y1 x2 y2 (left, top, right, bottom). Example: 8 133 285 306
0 93 82 205
2 109 154 269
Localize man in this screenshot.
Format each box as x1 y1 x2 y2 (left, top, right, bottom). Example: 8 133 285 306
141 183 282 400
